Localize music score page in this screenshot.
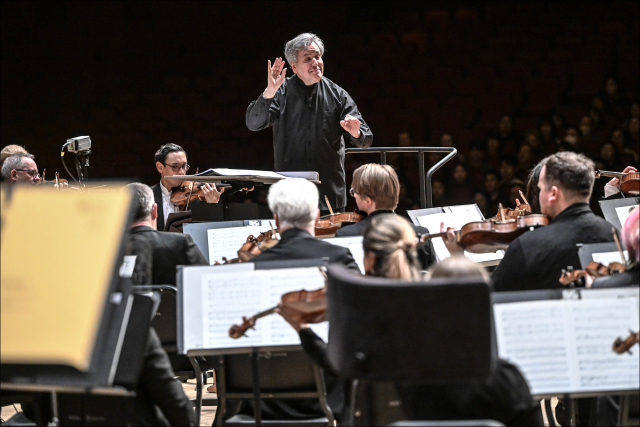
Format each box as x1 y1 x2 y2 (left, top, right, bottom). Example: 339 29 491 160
494 296 639 395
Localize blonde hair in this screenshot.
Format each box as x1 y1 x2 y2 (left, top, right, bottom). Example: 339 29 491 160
352 164 400 211
1 145 29 165
428 255 490 281
362 214 421 281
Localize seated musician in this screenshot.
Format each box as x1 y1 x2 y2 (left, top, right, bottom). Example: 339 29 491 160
1 153 40 185
592 206 639 288
151 143 224 231
603 165 637 198
249 178 360 272
125 183 208 285
1 144 29 166
444 152 617 292
278 215 543 426
335 163 437 269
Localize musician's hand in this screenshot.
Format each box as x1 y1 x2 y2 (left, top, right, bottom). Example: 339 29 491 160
340 115 361 138
202 183 225 203
263 57 287 99
440 221 464 255
275 308 309 332
606 166 637 188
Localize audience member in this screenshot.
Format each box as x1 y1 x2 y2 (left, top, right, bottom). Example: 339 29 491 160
448 163 474 205
515 143 535 182
496 113 519 156
483 169 506 214
431 179 449 207
473 190 491 218
466 140 488 184
485 133 502 169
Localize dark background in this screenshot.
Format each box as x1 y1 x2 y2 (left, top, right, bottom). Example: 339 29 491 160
2 1 638 210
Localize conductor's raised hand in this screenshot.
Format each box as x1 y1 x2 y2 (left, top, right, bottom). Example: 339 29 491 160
263 57 287 99
340 114 361 138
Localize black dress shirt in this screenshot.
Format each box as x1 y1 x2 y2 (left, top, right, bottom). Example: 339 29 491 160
492 203 616 292
246 74 373 210
335 210 437 270
250 228 361 273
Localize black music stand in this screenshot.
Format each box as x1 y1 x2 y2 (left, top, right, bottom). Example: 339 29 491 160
326 264 496 425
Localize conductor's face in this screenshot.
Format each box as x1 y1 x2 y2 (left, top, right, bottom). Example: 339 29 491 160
291 42 324 86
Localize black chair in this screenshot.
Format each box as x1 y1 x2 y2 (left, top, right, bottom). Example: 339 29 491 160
212 350 335 426
326 264 498 426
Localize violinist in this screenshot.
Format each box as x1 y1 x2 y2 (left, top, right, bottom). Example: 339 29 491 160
592 207 639 289
1 144 29 167
1 153 40 185
335 164 436 269
250 178 360 271
151 143 224 231
443 152 617 292
603 165 637 198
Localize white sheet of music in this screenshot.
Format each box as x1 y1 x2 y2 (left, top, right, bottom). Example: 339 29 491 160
417 206 504 263
197 267 328 351
325 236 365 273
615 205 638 227
207 221 276 264
494 296 639 395
591 250 628 265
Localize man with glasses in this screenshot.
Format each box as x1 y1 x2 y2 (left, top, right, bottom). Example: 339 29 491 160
151 143 224 231
1 153 40 184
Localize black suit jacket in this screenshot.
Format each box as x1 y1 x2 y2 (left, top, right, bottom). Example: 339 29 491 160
492 203 617 292
251 228 361 272
127 225 208 285
335 210 437 270
135 328 196 426
150 183 167 232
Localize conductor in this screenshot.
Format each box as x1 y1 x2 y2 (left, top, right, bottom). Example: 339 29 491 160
246 33 373 215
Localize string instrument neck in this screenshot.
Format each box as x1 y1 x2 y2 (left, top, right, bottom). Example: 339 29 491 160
596 170 626 179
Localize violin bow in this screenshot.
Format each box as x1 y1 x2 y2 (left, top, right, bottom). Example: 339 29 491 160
324 195 334 216
184 168 198 211
612 228 626 264
40 168 46 184
519 190 529 206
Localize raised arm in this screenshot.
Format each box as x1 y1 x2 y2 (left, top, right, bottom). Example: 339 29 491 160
246 58 286 131
340 91 373 148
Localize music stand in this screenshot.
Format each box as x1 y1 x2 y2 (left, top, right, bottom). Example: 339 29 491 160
599 196 640 230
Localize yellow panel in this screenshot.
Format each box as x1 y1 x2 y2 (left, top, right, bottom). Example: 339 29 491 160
1 186 131 371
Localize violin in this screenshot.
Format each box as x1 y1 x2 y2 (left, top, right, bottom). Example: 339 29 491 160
236 226 280 262
170 182 231 210
559 261 626 287
37 169 69 190
229 268 327 339
315 196 365 237
596 170 640 196
612 331 639 355
423 204 549 253
559 228 627 287
490 191 532 221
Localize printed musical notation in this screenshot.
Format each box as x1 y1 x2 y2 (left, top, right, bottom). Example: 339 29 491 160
494 296 639 395
200 267 328 350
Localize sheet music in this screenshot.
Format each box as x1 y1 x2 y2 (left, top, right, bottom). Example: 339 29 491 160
200 168 287 179
494 297 639 395
198 267 328 350
591 250 628 265
417 209 504 263
616 205 638 227
207 223 276 264
326 236 365 273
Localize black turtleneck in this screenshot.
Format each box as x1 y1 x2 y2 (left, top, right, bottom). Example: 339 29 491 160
246 74 373 210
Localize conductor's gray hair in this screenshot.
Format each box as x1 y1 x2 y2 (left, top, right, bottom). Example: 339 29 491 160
125 183 155 222
268 178 318 228
284 33 325 64
1 153 35 181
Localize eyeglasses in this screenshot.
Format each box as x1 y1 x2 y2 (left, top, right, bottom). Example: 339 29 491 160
15 169 40 178
163 163 190 173
349 188 357 197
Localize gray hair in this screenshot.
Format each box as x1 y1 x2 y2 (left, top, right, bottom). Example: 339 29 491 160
268 178 318 228
1 153 35 181
125 183 155 222
284 33 325 64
